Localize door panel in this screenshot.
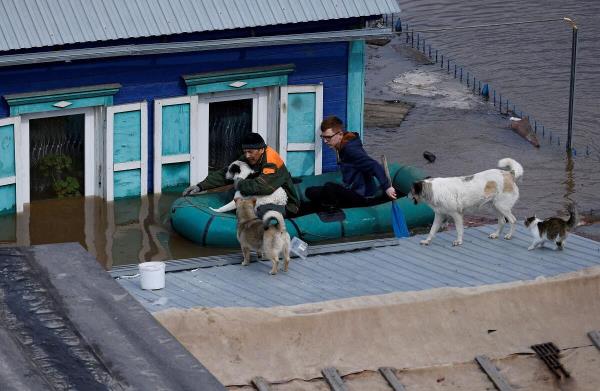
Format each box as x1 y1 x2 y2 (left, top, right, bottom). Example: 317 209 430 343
154 96 198 194
279 85 323 176
106 102 148 201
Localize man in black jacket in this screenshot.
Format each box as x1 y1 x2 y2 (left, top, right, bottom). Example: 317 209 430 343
306 116 397 210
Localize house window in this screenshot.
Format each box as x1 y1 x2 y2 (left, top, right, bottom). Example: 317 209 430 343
208 99 253 171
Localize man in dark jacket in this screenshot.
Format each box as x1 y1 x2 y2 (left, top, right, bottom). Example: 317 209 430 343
182 133 300 217
305 116 397 210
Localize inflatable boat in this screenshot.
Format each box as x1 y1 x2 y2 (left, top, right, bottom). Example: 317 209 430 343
170 163 434 247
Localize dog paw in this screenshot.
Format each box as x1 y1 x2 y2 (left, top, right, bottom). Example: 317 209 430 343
241 260 250 266
489 233 499 239
528 246 535 251
452 240 462 246
504 234 512 240
420 239 431 246
269 270 278 275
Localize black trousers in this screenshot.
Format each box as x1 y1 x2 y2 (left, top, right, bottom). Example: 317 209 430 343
305 182 381 210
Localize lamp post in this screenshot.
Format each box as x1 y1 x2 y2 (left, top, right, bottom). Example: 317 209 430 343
564 17 578 153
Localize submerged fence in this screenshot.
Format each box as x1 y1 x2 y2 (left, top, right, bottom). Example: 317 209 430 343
380 14 597 159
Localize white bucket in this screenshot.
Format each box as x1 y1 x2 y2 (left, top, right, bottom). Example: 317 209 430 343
139 262 166 290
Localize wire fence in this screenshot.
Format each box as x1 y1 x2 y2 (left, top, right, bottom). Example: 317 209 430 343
380 14 597 160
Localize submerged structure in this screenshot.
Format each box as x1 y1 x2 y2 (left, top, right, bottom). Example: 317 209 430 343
0 0 399 217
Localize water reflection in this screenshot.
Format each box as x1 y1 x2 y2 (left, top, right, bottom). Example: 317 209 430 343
0 194 238 269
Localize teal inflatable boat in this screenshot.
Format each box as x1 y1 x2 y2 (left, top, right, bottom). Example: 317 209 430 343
170 163 434 247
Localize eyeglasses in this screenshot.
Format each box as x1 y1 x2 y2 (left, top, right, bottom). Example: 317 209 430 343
320 131 341 141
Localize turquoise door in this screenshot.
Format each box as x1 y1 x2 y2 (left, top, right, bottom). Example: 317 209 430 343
154 96 200 193
106 102 148 201
279 85 323 176
0 117 19 214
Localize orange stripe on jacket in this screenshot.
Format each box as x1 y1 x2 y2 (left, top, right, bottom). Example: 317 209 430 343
262 147 284 175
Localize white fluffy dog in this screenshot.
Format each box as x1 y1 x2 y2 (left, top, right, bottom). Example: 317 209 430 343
410 158 523 246
209 160 288 213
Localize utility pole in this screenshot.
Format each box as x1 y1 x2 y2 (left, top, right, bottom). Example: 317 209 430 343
564 17 578 153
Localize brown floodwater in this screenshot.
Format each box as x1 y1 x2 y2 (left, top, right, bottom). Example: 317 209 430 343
0 195 238 269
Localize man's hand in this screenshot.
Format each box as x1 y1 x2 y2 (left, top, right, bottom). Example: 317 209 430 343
385 186 397 200
182 184 201 196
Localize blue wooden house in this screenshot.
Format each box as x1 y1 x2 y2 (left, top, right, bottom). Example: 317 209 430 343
0 0 398 214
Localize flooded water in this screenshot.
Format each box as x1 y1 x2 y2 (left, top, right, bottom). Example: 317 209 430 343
365 0 600 219
393 0 600 149
1 0 599 267
0 195 237 269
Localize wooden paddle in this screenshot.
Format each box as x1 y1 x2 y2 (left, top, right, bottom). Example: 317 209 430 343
381 155 410 238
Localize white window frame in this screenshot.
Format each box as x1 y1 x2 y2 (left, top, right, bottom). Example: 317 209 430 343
197 88 268 177
19 107 97 210
105 102 148 201
279 84 323 175
153 95 199 194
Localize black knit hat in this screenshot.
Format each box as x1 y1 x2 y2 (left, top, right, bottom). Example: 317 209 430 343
241 133 266 149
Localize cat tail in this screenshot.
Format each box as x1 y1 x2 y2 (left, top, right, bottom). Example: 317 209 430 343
566 203 579 230
262 210 286 233
498 158 523 180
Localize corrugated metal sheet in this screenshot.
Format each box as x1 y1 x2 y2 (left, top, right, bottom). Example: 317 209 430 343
116 224 600 312
0 0 399 52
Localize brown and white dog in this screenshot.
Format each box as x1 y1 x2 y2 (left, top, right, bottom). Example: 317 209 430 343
235 198 291 275
411 158 523 246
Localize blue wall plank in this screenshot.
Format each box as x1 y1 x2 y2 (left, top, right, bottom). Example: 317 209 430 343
162 104 190 156
287 92 316 143
114 169 141 199
0 184 16 214
161 162 190 192
0 124 15 178
287 151 315 177
113 110 141 163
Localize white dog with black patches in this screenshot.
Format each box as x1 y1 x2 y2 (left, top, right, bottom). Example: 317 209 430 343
410 158 523 246
209 160 288 213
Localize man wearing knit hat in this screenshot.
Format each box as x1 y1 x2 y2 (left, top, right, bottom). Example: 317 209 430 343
183 132 299 217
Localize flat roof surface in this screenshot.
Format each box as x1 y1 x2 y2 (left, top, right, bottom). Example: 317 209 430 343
115 224 600 311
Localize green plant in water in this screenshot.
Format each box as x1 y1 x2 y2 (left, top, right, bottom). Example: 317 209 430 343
37 153 81 198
